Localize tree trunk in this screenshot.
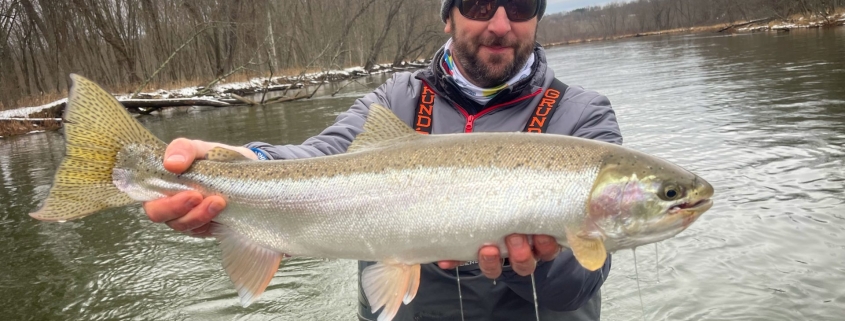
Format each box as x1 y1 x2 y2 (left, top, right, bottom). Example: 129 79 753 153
364 0 406 71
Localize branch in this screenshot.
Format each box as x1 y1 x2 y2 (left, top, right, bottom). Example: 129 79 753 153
260 48 273 104
281 41 333 97
132 24 213 97
196 32 273 96
331 78 370 97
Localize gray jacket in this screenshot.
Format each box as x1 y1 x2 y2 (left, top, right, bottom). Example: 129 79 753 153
247 44 622 321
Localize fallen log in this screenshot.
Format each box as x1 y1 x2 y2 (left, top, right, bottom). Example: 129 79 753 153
119 98 231 108
0 117 63 121
230 94 258 105
263 93 308 104
718 18 776 32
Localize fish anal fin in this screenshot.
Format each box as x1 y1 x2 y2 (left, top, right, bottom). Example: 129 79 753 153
211 223 283 307
361 261 421 321
403 264 421 304
566 228 607 271
347 104 420 153
206 147 253 162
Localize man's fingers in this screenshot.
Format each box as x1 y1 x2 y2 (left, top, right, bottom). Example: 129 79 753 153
163 138 204 174
143 191 203 223
534 234 562 262
437 261 462 270
506 234 536 276
478 246 502 279
187 223 213 238
165 195 226 232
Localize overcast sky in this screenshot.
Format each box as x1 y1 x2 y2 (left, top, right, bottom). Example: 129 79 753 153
545 0 625 14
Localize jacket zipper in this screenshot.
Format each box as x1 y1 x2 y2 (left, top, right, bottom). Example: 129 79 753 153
465 114 475 132
456 88 543 133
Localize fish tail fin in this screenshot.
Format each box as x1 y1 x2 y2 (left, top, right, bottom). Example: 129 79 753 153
29 74 165 222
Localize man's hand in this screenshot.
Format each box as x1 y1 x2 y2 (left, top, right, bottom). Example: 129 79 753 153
437 234 561 278
142 138 257 236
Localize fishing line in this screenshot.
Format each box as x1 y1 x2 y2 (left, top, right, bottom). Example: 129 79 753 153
633 248 646 321
531 272 540 321
456 268 465 321
655 243 660 283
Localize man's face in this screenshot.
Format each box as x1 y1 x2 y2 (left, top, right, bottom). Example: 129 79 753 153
445 6 537 88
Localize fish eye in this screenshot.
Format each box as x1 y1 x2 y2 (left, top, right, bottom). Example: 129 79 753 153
660 184 684 201
666 189 677 198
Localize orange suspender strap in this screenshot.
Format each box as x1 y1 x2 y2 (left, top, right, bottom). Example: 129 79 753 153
413 79 569 134
414 83 436 134
523 78 568 133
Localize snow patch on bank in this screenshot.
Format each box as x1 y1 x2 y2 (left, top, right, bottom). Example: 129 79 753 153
2 61 429 120
0 99 66 119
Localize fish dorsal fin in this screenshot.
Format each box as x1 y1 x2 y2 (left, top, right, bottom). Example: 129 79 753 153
211 223 284 307
207 147 252 162
565 227 608 271
361 261 421 321
347 104 420 153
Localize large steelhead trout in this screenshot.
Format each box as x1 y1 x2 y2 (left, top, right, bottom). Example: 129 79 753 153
32 75 713 321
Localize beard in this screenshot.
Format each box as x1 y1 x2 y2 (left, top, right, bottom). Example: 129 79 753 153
450 22 535 88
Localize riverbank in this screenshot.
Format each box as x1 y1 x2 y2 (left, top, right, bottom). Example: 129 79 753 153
0 61 427 138
544 12 845 48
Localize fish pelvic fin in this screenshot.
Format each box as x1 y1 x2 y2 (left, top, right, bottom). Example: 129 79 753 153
566 227 608 271
29 74 165 222
361 261 421 321
347 104 421 153
212 223 284 307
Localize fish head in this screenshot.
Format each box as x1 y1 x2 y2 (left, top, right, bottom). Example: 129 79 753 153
587 149 714 251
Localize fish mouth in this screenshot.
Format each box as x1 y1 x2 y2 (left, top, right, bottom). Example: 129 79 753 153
668 198 712 228
669 198 713 215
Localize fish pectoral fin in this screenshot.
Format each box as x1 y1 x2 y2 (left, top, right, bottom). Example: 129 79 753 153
565 228 607 271
361 261 421 321
206 147 253 162
211 223 283 307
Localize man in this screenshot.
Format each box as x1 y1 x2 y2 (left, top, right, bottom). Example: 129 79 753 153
144 0 621 320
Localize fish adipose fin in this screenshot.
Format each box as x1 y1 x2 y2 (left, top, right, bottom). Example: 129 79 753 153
211 223 284 307
30 74 166 222
361 261 421 321
347 104 421 153
206 147 253 162
566 227 608 271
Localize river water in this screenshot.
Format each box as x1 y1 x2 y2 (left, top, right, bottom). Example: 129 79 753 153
2 28 844 320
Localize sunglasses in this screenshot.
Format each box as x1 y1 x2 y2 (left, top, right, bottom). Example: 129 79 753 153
456 0 539 22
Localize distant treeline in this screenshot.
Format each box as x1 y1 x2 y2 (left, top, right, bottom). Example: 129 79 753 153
0 0 446 109
1 0 843 110
538 0 844 43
